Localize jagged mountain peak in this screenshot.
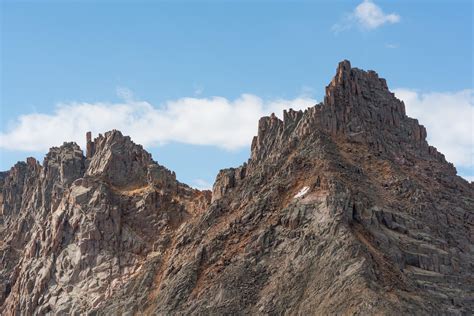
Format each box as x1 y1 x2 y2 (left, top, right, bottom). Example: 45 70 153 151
1 61 473 315
324 60 405 128
85 129 150 162
85 129 154 189
327 59 389 92
249 60 452 175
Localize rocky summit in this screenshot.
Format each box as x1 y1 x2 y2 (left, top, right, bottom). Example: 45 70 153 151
1 61 473 315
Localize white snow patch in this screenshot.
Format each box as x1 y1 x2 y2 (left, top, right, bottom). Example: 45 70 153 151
294 186 310 199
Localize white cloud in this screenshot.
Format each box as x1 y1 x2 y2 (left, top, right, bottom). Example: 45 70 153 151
2 88 472 181
463 176 474 183
332 0 400 33
354 0 400 29
0 93 316 153
393 89 474 170
192 179 213 191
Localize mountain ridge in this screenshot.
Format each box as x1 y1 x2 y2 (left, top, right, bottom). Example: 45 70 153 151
1 61 472 315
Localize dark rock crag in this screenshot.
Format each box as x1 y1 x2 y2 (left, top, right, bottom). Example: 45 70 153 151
1 61 472 315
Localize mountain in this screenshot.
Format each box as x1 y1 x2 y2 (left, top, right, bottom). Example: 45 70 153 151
1 61 473 315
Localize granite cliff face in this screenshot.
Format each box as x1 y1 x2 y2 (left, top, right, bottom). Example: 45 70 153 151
1 61 473 315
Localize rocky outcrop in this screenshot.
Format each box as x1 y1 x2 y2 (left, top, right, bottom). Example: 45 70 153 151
1 61 472 315
211 165 246 202
0 131 210 314
86 130 154 188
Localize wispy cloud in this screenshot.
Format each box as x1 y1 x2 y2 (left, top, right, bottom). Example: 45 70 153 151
394 89 474 170
115 86 134 102
193 84 204 96
332 0 400 33
385 43 399 49
192 178 213 191
0 92 316 152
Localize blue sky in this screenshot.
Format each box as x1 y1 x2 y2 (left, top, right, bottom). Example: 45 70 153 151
1 0 473 187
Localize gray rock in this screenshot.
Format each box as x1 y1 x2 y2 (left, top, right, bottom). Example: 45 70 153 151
1 61 472 315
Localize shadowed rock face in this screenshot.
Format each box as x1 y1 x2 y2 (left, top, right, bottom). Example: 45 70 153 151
1 61 473 315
